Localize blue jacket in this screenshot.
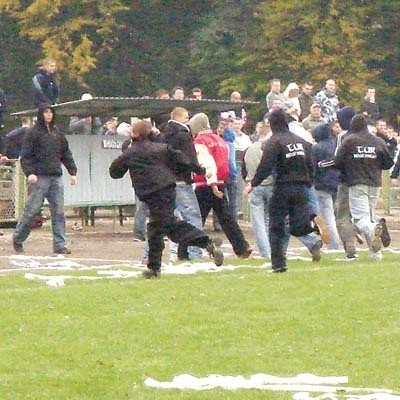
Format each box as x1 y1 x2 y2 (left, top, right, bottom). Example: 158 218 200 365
32 68 59 107
222 127 238 182
311 124 340 194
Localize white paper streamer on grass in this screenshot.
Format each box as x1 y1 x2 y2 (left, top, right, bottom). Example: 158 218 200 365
144 373 398 398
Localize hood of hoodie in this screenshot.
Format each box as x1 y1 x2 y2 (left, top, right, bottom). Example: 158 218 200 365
337 106 355 131
283 82 299 98
312 123 332 143
222 127 235 143
36 104 56 130
269 109 289 134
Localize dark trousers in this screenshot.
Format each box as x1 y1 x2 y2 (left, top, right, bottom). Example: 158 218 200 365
143 186 209 270
269 183 315 269
195 186 250 256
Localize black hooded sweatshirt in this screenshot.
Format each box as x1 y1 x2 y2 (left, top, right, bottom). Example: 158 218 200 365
20 105 77 177
251 110 314 187
335 118 393 187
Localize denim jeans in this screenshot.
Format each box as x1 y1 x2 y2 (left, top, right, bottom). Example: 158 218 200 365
133 195 148 241
13 175 66 251
235 160 245 215
348 184 380 247
316 189 341 250
175 183 203 259
249 185 273 258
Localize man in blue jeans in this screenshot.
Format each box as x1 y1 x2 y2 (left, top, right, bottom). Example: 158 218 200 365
161 107 205 261
13 104 77 254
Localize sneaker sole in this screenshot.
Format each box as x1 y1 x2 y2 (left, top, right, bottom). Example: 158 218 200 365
213 248 224 266
314 215 330 244
379 219 391 247
371 225 383 252
311 241 322 262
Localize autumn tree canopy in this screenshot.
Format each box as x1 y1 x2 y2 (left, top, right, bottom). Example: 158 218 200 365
0 0 398 125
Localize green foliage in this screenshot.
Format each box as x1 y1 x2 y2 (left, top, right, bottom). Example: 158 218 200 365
0 0 398 126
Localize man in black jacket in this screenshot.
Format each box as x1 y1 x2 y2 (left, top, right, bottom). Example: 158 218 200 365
161 107 205 261
13 105 77 254
335 114 393 260
32 58 59 107
109 120 223 278
244 109 322 273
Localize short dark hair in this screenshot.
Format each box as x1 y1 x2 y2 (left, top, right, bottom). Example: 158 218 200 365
269 109 289 133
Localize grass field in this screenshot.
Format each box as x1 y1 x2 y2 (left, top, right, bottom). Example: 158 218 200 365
1 250 399 399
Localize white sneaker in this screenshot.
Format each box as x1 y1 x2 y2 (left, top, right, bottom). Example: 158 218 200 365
369 250 383 261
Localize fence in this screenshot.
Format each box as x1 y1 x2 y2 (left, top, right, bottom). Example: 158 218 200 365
0 160 25 225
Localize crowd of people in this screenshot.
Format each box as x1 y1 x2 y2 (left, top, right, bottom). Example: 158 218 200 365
1 57 399 277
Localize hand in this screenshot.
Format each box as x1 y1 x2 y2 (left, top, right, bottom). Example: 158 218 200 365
243 184 253 196
70 176 77 186
211 185 224 199
391 178 398 186
27 174 38 184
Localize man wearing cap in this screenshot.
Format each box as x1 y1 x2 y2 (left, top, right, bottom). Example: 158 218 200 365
302 103 326 133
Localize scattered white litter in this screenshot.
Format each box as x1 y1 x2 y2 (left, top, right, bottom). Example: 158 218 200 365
294 393 400 400
143 373 399 398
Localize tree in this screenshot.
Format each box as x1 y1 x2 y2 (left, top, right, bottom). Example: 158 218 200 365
0 0 128 94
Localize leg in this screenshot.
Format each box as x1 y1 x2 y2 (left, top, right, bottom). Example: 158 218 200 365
210 186 251 257
249 185 271 258
316 190 341 250
175 184 203 260
349 185 380 251
269 186 290 271
13 178 48 247
133 196 148 241
335 183 357 258
46 176 67 252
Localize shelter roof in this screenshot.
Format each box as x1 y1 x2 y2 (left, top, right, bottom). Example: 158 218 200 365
11 96 260 117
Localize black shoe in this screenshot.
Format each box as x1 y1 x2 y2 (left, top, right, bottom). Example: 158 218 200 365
270 267 287 273
345 253 359 262
310 240 322 262
54 247 72 255
206 237 224 266
13 240 24 254
378 218 391 248
142 268 161 279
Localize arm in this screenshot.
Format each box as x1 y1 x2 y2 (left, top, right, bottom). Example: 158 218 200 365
32 74 51 105
20 129 37 177
305 144 315 182
250 139 277 188
195 143 218 185
109 152 129 179
60 135 77 176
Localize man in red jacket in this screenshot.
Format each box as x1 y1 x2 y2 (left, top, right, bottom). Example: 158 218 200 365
188 113 252 259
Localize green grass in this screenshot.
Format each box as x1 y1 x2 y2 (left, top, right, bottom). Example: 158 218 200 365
0 251 399 399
